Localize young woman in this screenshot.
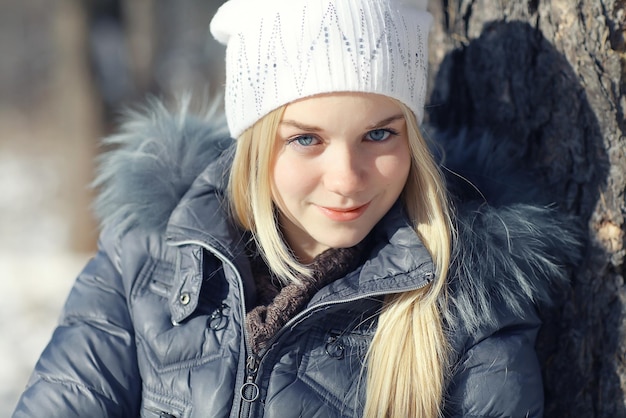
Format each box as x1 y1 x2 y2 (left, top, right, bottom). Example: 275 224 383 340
13 0 579 417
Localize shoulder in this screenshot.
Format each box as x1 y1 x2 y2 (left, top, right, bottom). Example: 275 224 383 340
444 315 545 417
92 98 233 236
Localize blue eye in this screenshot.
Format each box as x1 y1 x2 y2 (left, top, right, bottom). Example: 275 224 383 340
366 129 395 142
289 135 317 146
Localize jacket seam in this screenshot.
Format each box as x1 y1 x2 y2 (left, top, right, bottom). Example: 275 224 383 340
142 385 188 414
33 374 122 412
61 312 134 333
135 333 227 373
130 257 158 302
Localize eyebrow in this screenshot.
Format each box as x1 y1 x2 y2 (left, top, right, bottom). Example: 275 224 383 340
279 120 323 132
367 114 405 129
279 113 405 131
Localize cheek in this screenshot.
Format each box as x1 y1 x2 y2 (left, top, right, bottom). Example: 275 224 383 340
271 156 316 203
376 152 411 187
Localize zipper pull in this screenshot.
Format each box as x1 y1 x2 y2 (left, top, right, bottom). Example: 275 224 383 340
325 331 345 360
240 354 260 402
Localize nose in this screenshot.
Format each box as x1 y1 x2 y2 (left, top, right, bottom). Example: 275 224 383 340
323 145 366 196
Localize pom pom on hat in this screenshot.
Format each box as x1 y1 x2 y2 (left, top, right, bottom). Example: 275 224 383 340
210 0 433 138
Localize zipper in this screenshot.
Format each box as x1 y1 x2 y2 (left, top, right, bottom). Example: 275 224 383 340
169 238 432 418
238 354 261 417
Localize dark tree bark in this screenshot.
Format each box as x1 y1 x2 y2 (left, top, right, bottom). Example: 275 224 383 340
426 0 626 416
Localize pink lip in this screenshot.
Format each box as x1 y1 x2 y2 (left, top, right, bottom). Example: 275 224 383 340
318 203 370 222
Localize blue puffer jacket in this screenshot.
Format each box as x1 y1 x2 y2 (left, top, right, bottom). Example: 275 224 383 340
13 103 580 418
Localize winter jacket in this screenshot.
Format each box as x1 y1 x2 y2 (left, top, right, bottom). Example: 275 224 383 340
13 102 580 418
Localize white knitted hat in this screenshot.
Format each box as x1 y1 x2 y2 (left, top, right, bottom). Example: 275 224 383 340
210 0 432 138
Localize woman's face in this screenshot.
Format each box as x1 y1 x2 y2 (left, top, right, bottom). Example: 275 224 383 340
271 93 411 263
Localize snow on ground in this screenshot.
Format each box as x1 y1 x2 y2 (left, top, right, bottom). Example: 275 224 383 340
0 253 90 416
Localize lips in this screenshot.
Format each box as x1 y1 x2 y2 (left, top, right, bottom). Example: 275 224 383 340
318 202 370 222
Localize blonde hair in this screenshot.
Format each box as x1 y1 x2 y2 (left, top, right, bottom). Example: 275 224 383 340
228 100 453 417
228 105 311 282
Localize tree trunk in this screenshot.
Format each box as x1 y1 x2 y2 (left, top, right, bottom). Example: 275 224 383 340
426 0 626 416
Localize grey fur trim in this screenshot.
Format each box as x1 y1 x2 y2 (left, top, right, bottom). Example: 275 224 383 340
430 128 583 333
445 202 582 333
92 97 232 234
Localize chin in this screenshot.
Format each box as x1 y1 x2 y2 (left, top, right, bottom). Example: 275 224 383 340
319 234 368 250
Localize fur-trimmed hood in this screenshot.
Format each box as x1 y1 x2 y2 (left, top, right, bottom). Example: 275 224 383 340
93 100 582 336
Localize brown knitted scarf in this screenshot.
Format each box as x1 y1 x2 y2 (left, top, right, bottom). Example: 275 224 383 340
246 245 363 355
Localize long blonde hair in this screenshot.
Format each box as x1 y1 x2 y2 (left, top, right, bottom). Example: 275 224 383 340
229 100 453 417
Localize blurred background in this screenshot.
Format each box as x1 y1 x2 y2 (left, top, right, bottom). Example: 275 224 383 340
0 0 226 413
2 0 619 415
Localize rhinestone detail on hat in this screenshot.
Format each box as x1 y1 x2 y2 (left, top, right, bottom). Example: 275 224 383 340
222 0 431 137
